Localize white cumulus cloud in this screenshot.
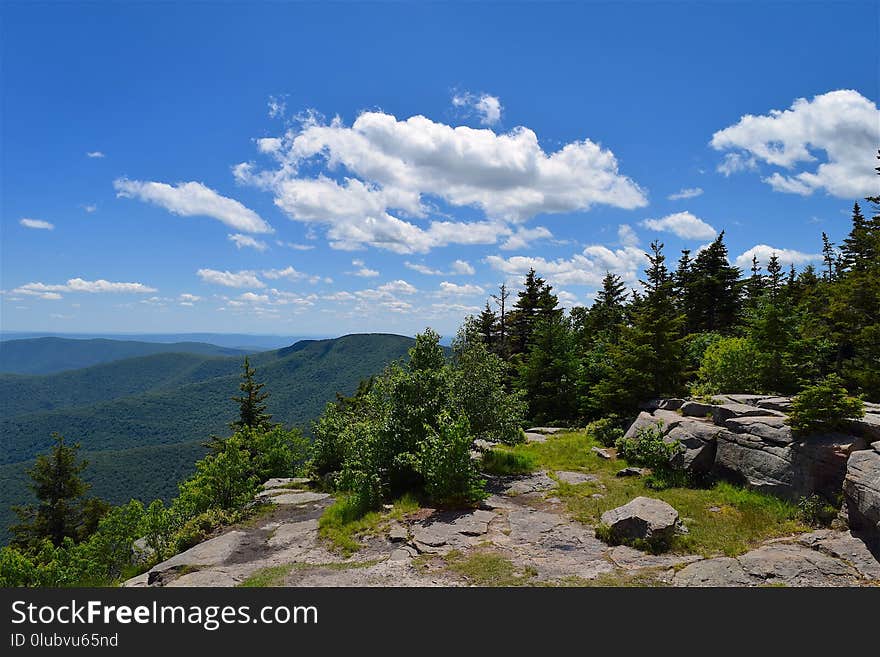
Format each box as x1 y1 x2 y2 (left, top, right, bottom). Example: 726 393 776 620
640 211 717 240
451 260 475 275
734 244 821 270
486 244 649 290
197 268 265 288
228 233 268 251
711 89 880 198
438 281 486 296
452 91 503 125
11 278 156 299
234 108 646 253
668 187 703 200
114 178 273 234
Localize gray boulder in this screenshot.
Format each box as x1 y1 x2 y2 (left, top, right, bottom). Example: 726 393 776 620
622 412 662 440
756 396 793 412
711 403 783 425
680 400 715 418
844 414 880 443
664 421 720 475
843 443 880 551
600 497 680 546
714 426 866 501
724 415 792 445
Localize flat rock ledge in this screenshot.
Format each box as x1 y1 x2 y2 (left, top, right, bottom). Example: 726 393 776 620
673 530 880 587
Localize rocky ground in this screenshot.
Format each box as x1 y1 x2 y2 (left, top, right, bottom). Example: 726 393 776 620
125 426 880 587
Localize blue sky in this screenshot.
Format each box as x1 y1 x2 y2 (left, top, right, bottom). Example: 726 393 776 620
2 1 878 337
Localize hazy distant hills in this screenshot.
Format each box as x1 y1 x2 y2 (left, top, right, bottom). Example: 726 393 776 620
0 333 415 543
0 337 249 375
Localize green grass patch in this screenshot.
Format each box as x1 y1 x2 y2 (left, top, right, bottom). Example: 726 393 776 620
238 564 294 587
318 493 420 556
444 550 538 586
546 568 671 587
480 449 537 476
509 430 808 557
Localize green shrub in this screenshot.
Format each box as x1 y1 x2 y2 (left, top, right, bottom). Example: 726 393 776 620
170 508 238 553
693 336 762 396
175 436 259 516
419 412 486 507
587 417 624 447
788 374 864 433
480 449 537 476
796 494 837 527
615 425 682 471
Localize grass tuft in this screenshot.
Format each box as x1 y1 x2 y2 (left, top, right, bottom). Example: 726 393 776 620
444 550 537 586
318 493 420 555
480 449 537 476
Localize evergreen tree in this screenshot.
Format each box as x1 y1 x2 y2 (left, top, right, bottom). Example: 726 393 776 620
592 241 685 414
230 356 273 432
476 302 498 349
748 252 796 393
687 232 742 333
510 269 559 355
10 434 92 549
745 254 764 309
519 313 577 423
674 249 696 327
821 232 836 281
491 283 510 357
840 202 874 272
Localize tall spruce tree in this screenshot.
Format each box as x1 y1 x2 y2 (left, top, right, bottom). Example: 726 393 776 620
592 241 685 415
510 268 559 356
11 433 92 549
687 231 742 333
230 356 273 432
476 302 498 349
748 253 796 393
491 283 510 357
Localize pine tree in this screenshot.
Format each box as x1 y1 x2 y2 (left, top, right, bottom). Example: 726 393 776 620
592 241 685 414
10 433 91 549
840 202 874 272
230 356 273 432
745 255 764 309
519 313 577 423
491 283 510 357
476 302 497 348
510 268 559 356
687 232 742 333
748 252 795 393
821 232 836 281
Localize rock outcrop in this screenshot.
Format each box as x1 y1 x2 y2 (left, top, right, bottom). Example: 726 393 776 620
629 395 869 502
673 530 880 586
600 497 680 545
843 442 880 552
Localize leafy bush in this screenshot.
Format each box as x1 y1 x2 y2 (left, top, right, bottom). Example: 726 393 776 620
314 328 524 514
796 494 837 527
175 436 259 516
480 449 536 476
615 424 682 470
170 508 238 553
692 336 762 396
337 420 386 514
451 333 527 445
419 413 486 507
788 374 864 433
587 417 624 447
